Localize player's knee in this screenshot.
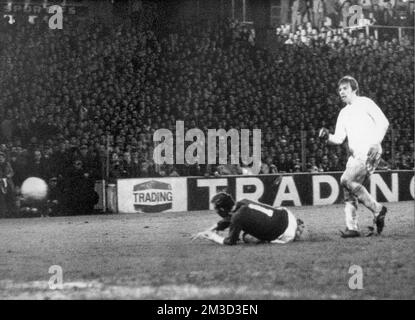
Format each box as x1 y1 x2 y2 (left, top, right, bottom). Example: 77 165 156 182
343 191 354 203
344 199 357 209
342 183 355 203
341 175 361 192
340 175 352 192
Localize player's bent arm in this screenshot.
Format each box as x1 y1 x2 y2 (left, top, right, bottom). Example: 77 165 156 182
327 110 346 145
327 134 344 145
367 101 389 144
327 126 346 145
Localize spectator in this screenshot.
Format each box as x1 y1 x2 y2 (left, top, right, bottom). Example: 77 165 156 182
64 159 98 215
383 2 398 25
307 157 322 173
372 4 385 25
329 154 343 171
26 150 48 180
277 154 293 173
1 110 14 142
0 151 15 217
312 0 325 29
320 155 330 172
325 0 340 27
46 176 65 216
292 0 302 32
9 151 26 186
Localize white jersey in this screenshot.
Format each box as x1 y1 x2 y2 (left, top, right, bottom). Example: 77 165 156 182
329 96 389 161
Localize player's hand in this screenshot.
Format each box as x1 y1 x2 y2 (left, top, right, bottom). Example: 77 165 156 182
367 144 381 173
318 128 329 140
367 144 381 162
191 230 219 243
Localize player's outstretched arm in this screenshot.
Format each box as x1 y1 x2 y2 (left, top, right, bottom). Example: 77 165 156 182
191 230 225 245
365 99 389 162
366 99 390 144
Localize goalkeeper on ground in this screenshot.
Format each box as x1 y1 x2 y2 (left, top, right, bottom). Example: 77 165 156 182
191 192 305 245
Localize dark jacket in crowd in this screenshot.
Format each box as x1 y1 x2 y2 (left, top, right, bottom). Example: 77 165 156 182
64 165 98 215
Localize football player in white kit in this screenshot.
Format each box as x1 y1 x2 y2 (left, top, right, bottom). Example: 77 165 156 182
319 76 390 238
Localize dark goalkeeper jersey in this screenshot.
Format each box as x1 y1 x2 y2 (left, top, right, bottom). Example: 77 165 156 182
216 199 289 245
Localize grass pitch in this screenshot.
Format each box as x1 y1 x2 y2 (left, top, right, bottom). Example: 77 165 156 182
0 201 414 299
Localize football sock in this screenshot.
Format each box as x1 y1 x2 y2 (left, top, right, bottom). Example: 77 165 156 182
345 201 359 231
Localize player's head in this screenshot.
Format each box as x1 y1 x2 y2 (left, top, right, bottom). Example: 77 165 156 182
295 219 305 240
211 192 235 218
338 75 359 104
49 176 58 187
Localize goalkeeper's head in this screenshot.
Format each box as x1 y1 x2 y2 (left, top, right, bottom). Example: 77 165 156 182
211 192 235 218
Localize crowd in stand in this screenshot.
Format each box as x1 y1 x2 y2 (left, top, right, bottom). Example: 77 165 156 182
0 0 413 205
290 0 415 31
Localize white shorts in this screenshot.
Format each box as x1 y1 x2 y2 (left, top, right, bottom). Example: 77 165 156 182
343 153 382 183
271 208 297 244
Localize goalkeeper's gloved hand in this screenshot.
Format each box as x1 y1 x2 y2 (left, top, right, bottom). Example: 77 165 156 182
191 231 211 241
319 128 330 140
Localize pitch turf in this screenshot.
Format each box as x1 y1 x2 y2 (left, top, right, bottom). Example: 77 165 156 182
0 201 414 299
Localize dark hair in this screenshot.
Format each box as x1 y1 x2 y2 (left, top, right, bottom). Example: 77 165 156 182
210 192 235 213
338 75 359 95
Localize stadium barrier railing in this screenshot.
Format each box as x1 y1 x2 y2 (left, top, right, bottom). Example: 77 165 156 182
94 180 117 213
342 24 414 43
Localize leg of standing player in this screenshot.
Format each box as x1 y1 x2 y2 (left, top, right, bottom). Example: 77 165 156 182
340 156 385 234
